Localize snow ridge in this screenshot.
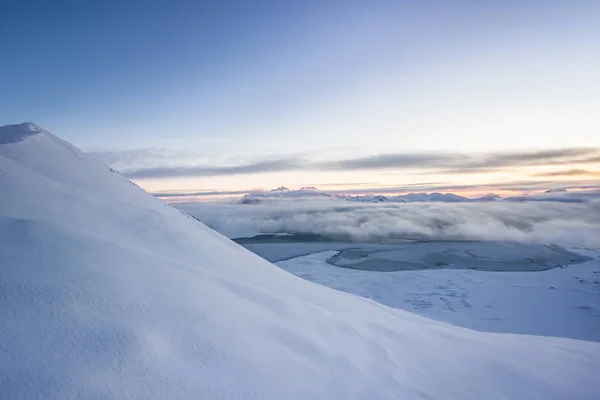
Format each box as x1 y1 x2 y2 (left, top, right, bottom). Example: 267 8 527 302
0 122 45 144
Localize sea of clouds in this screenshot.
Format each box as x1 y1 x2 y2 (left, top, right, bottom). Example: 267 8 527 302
175 199 600 249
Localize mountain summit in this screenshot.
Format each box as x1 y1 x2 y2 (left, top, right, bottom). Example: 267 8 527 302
1 123 599 399
0 122 45 144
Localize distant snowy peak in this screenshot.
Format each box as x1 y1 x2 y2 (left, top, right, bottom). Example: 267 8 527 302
238 186 332 203
473 193 502 202
405 192 468 202
344 194 393 203
340 192 471 203
238 189 478 204
270 186 290 192
236 186 600 204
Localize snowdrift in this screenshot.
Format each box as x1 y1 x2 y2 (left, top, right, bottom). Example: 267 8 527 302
1 123 599 399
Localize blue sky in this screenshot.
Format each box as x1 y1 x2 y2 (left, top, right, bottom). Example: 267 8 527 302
2 1 599 196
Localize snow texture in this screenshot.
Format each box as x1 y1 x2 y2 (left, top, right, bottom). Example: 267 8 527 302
1 123 600 399
277 250 600 342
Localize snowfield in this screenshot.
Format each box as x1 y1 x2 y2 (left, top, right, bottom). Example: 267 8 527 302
277 250 600 342
1 123 600 400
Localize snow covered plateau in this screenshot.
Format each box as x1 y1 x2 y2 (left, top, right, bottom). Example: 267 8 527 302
1 123 600 399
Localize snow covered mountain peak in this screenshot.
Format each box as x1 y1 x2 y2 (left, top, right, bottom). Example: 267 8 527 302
1 124 599 399
20 121 44 132
0 122 46 144
0 121 42 134
270 185 290 192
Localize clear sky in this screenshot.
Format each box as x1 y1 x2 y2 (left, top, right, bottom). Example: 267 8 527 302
2 1 599 198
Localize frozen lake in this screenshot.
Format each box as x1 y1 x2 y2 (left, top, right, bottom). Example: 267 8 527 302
275 249 600 342
237 235 592 272
238 235 600 341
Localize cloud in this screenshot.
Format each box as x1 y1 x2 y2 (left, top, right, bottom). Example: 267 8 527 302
480 148 599 167
309 182 380 187
174 199 600 249
153 189 251 198
332 180 600 195
89 148 202 170
153 179 600 199
108 146 600 179
323 153 458 170
415 168 503 175
324 148 600 171
534 169 600 177
124 158 306 179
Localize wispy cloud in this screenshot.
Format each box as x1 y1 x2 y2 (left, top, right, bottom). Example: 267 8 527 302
320 180 600 195
308 182 380 187
124 158 306 179
153 189 251 198
480 148 599 167
415 168 503 175
534 169 600 177
325 148 600 171
89 148 202 169
322 153 457 170
99 146 600 179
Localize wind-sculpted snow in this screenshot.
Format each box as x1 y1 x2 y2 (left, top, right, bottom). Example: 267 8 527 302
177 199 600 248
1 123 600 399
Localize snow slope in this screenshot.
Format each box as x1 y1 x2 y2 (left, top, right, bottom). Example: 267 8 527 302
1 123 600 400
278 251 600 342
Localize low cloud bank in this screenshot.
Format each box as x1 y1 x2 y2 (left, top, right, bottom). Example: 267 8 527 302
175 200 600 249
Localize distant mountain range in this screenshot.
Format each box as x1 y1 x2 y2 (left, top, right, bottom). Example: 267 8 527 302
239 187 598 204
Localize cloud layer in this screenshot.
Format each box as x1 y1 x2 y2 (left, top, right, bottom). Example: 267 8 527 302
126 159 305 179
175 200 600 249
534 169 600 177
97 147 600 179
